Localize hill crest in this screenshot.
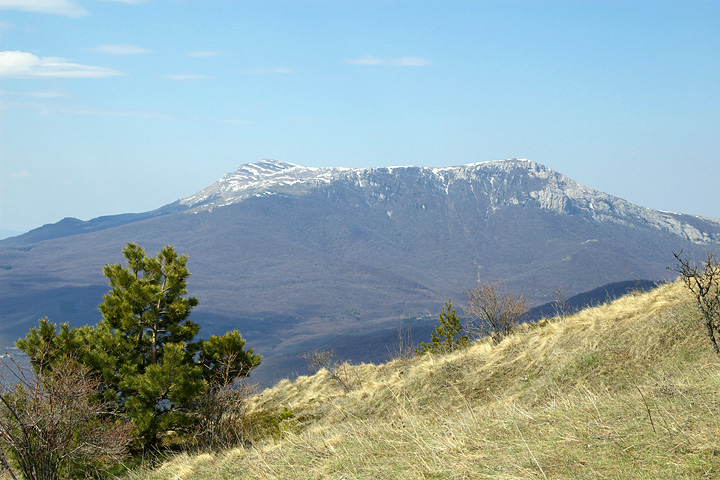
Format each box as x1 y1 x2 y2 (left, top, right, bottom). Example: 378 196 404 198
145 281 720 479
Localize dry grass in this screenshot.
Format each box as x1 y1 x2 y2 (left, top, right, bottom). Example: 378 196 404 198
129 281 720 479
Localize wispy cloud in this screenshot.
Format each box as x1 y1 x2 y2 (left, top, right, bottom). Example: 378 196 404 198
28 90 68 98
0 0 88 16
186 50 224 58
0 88 67 98
0 97 170 120
0 51 122 78
344 55 432 67
221 118 254 125
241 66 294 75
91 44 152 55
0 21 13 33
8 170 31 179
97 0 149 3
56 105 170 119
163 73 212 81
282 117 323 123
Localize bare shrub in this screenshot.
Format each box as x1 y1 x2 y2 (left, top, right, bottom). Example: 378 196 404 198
302 350 358 392
465 281 528 344
192 350 257 451
671 251 720 355
552 286 569 318
0 357 132 480
388 326 416 362
192 377 255 451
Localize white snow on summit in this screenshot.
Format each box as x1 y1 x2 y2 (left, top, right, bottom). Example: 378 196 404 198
179 158 720 245
180 159 352 209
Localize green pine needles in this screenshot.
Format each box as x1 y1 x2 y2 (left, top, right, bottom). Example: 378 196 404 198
16 243 261 451
416 299 469 355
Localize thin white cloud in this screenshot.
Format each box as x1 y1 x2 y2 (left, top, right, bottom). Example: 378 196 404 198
345 55 432 67
0 96 172 120
8 170 31 179
241 66 294 75
91 44 152 55
28 90 68 98
221 118 254 125
57 105 170 119
186 50 224 58
393 56 432 67
0 88 67 98
283 117 322 123
345 55 384 66
163 73 212 81
97 0 149 3
0 0 87 16
0 0 150 17
0 51 122 78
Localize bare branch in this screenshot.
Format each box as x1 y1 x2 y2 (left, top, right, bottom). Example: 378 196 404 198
0 356 132 480
671 251 720 355
464 281 528 344
302 350 357 393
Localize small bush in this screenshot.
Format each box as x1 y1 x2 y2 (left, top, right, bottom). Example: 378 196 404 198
302 350 358 392
388 326 417 362
464 281 527 344
671 251 720 355
416 300 468 355
0 357 132 480
192 377 256 451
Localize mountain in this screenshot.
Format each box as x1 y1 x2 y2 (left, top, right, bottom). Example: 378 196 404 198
1 158 719 385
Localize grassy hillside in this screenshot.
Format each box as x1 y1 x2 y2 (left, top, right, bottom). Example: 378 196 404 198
134 281 720 479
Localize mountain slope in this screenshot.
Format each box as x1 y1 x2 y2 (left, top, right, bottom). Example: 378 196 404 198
1 158 719 383
142 282 720 479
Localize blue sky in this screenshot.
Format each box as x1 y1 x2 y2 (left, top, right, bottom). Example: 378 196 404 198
1 0 718 236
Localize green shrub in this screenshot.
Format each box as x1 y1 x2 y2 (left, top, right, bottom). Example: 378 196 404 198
416 300 468 355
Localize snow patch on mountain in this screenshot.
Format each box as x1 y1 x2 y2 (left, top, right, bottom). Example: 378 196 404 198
180 158 720 245
180 160 352 209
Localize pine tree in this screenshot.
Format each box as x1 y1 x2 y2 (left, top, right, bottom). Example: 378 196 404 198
17 243 261 450
196 330 261 386
416 299 469 355
99 243 200 367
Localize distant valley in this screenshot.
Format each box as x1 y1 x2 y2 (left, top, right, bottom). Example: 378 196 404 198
2 158 719 385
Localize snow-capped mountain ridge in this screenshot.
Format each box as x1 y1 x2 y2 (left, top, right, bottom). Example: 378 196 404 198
180 158 525 210
181 158 720 244
180 159 352 208
4 158 720 383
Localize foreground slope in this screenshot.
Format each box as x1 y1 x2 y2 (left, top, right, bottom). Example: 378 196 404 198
145 281 720 479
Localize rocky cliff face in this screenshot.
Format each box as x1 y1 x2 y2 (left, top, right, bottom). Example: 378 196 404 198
181 158 720 244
